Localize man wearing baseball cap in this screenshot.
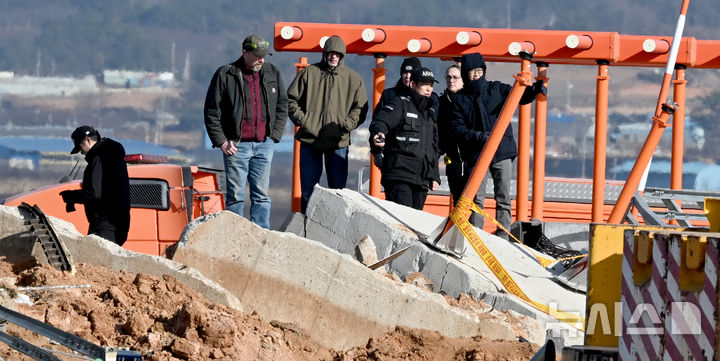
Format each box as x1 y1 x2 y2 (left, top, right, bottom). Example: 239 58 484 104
204 34 288 228
60 125 131 246
369 67 441 210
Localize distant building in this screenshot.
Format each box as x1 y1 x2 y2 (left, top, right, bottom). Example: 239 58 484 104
102 70 176 88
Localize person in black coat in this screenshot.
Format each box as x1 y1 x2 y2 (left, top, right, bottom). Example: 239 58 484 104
60 126 131 246
369 67 441 210
449 53 545 237
437 63 465 205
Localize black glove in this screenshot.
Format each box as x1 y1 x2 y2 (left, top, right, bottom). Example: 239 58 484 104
60 190 80 212
373 153 383 169
533 80 547 96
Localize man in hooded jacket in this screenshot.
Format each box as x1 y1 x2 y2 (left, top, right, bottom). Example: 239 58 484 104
287 35 369 213
60 126 131 246
449 53 546 237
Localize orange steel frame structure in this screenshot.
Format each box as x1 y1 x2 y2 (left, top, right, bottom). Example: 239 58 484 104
276 20 720 225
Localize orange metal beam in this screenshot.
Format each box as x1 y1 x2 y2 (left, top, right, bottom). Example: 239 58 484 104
592 61 610 223
369 55 385 198
291 57 310 213
531 62 549 220
274 22 720 68
516 57 532 222
671 65 687 191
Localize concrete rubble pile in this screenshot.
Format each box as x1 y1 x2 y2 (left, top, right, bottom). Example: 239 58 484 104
281 185 586 347
0 199 560 352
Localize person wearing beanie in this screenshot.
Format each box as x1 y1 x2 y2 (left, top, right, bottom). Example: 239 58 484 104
449 52 546 239
369 67 441 210
60 126 131 246
204 33 288 229
374 57 422 116
287 35 369 213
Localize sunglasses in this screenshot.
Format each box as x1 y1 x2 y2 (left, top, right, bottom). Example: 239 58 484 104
245 41 269 49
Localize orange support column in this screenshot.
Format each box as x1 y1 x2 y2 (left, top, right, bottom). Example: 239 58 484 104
592 60 610 222
369 54 386 198
291 57 310 213
671 64 687 191
516 57 532 222
531 62 548 220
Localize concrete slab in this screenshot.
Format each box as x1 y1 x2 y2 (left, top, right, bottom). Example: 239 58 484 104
294 186 586 347
168 211 535 350
0 205 243 312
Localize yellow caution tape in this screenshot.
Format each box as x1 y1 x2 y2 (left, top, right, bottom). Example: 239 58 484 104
469 202 557 268
450 196 585 329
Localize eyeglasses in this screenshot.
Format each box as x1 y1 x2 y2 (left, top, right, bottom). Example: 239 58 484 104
445 75 461 81
468 68 484 76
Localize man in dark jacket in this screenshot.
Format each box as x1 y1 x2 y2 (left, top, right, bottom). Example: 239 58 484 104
204 34 288 228
369 67 441 210
438 63 464 205
60 126 131 246
287 35 369 213
450 53 545 237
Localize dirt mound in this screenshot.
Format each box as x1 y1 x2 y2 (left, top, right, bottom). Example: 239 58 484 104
0 260 539 360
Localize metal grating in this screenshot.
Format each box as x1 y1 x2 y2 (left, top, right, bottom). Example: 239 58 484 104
129 179 169 210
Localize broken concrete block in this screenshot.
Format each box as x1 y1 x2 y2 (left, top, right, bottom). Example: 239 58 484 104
170 211 525 350
356 235 378 266
278 212 306 236
0 205 243 313
293 187 587 348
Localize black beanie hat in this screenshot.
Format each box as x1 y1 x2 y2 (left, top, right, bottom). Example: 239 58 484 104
400 57 422 74
460 53 486 74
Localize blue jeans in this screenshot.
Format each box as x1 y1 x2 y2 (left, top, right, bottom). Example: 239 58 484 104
300 143 348 213
223 139 274 228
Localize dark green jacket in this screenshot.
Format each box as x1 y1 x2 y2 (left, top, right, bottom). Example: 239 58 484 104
287 36 369 150
204 58 288 146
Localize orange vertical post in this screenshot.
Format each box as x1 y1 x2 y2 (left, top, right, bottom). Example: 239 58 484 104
369 54 386 198
516 57 532 222
592 60 610 222
531 62 548 220
607 0 688 224
671 64 686 191
441 53 534 236
291 57 309 213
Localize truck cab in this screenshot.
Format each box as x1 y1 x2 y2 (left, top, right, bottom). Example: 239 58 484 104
3 155 225 256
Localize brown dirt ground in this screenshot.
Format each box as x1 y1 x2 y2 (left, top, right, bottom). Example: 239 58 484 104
0 260 540 361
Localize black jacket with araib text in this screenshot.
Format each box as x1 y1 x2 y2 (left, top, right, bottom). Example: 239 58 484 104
370 91 440 188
